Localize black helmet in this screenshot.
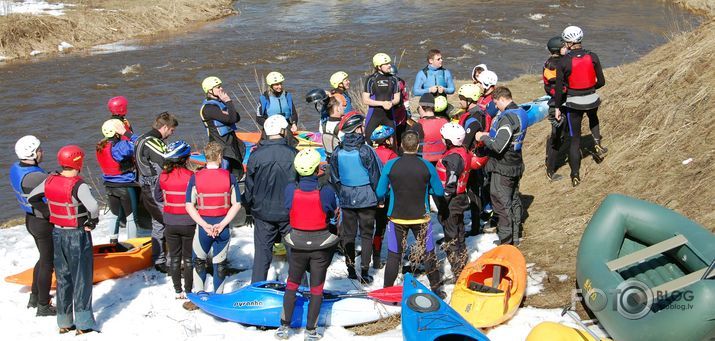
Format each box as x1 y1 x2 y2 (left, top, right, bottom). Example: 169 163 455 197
547 36 564 53
305 88 328 104
339 112 365 133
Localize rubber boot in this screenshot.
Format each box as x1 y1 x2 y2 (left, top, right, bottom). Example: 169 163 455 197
571 174 581 187
360 268 373 284
27 293 38 309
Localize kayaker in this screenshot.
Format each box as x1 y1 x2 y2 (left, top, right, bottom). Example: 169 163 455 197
363 53 400 146
471 63 488 84
185 142 241 294
412 49 456 100
107 95 134 140
244 115 298 283
329 113 382 283
257 71 299 133
370 125 398 269
27 145 100 335
375 130 446 299
157 141 195 299
554 25 608 186
134 111 178 273
543 36 568 181
410 93 448 163
10 135 56 316
200 76 245 180
306 88 332 127
329 71 352 113
96 119 139 244
474 87 526 246
390 64 411 147
319 96 345 156
436 123 471 278
476 70 499 118
275 148 339 341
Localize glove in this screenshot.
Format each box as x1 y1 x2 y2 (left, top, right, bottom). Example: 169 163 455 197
84 217 99 230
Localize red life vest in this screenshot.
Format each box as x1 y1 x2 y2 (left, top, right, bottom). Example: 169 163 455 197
194 168 232 217
419 117 448 162
96 141 133 176
375 145 398 165
458 109 491 148
289 188 327 231
45 174 86 227
436 147 470 194
567 51 597 90
159 168 193 215
477 94 493 112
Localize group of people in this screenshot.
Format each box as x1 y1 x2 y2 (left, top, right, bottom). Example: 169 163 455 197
9 24 606 340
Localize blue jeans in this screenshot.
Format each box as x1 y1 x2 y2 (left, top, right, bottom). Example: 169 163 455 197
53 228 95 330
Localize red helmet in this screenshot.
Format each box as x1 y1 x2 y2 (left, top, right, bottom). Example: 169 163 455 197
57 145 85 170
107 96 128 116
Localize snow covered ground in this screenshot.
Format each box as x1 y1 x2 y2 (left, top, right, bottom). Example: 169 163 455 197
0 211 607 340
0 0 68 16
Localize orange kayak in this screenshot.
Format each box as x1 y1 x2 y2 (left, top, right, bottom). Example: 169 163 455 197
5 237 152 288
449 244 527 328
235 131 261 144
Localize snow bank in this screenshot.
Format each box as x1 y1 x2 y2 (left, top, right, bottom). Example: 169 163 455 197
0 0 68 16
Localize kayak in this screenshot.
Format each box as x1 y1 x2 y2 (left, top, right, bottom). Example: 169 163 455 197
449 244 527 328
187 281 399 327
5 237 152 288
527 321 611 341
402 273 489 341
519 95 550 127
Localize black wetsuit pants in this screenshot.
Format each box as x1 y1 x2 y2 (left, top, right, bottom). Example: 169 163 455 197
106 185 140 241
166 224 195 294
466 169 487 235
364 110 395 146
340 207 376 271
545 107 566 175
438 193 470 278
383 222 441 291
566 108 602 177
26 213 54 306
490 172 523 246
281 246 335 330
373 203 389 264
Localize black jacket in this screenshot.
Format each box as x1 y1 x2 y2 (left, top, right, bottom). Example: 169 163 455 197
244 138 298 221
482 102 524 177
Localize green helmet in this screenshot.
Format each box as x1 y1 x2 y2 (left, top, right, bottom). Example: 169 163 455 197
202 76 222 94
435 96 448 112
266 71 285 86
372 53 391 67
294 148 322 176
330 71 349 89
458 83 482 102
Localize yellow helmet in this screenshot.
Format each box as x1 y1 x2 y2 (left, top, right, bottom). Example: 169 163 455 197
330 71 349 89
202 76 222 94
435 96 448 112
294 148 322 176
101 119 123 138
372 53 392 67
458 83 483 102
266 71 285 86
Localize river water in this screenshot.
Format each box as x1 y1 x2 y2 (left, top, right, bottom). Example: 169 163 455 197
0 0 701 223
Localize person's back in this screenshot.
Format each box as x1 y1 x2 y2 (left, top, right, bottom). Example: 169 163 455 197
245 138 297 222
412 93 447 162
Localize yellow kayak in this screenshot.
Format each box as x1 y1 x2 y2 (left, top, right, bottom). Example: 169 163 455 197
527 321 611 341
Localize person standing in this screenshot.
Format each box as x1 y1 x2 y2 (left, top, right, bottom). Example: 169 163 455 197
28 145 100 334
363 53 401 145
476 70 499 118
370 125 398 269
258 72 299 132
412 49 456 98
10 135 56 316
554 26 607 186
200 76 245 180
329 71 353 113
410 93 449 163
543 36 568 181
244 115 298 283
107 96 134 140
135 112 178 273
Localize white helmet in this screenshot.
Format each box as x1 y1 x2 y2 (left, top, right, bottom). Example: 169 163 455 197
266 71 285 86
264 115 289 136
440 123 466 146
562 25 583 43
478 70 498 89
15 135 41 160
101 119 123 138
471 63 488 81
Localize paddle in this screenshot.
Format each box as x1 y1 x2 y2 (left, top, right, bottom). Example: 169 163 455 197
561 306 603 340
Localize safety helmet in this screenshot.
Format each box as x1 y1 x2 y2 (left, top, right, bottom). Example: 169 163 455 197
339 111 365 133
264 115 289 136
390 64 399 75
371 125 395 143
305 88 329 104
101 119 123 138
478 70 498 89
266 72 285 86
202 76 222 94
107 96 128 116
440 122 466 146
165 140 191 162
434 96 449 112
294 148 322 176
57 145 85 170
547 36 565 53
562 25 583 43
471 64 488 81
15 135 41 160
330 71 349 89
372 53 392 67
458 83 483 102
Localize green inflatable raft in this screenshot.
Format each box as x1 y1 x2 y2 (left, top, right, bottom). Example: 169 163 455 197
576 194 714 341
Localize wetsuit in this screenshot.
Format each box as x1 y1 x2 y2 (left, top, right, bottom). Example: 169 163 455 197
436 147 471 277
375 153 444 291
413 65 455 97
364 71 399 145
200 98 245 180
393 76 411 146
280 175 339 331
373 145 398 268
543 54 567 176
460 106 491 234
96 133 139 242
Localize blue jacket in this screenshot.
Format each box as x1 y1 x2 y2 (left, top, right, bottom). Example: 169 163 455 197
244 138 298 221
413 65 455 96
104 135 138 183
329 133 382 209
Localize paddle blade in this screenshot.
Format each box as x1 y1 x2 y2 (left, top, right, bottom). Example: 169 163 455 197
368 285 403 304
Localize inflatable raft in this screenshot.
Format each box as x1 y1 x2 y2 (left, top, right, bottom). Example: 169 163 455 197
576 194 715 341
5 237 152 288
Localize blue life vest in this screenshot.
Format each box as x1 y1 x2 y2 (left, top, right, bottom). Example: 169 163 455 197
201 99 237 137
422 66 448 88
489 108 528 151
337 149 370 186
344 92 353 112
259 92 294 120
9 162 45 214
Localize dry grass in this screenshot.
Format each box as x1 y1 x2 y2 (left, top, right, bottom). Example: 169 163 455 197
0 0 236 60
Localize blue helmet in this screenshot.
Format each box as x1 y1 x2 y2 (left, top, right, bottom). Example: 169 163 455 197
165 140 191 162
390 64 398 75
371 125 395 143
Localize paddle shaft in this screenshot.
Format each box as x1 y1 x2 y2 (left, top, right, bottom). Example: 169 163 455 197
563 308 603 340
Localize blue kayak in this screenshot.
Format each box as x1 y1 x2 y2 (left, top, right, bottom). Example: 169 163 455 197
401 273 489 341
519 95 550 127
189 141 326 166
187 281 397 328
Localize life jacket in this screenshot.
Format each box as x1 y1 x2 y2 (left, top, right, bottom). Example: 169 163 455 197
337 148 370 186
159 167 193 215
289 187 327 231
477 94 493 112
418 117 448 162
436 147 470 194
96 140 134 176
393 77 410 126
332 91 353 113
458 109 490 170
542 58 558 96
259 91 294 120
321 119 341 155
200 99 237 137
45 174 86 227
194 168 232 217
567 51 597 91
489 108 529 151
375 145 397 165
9 162 45 214
421 66 448 88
